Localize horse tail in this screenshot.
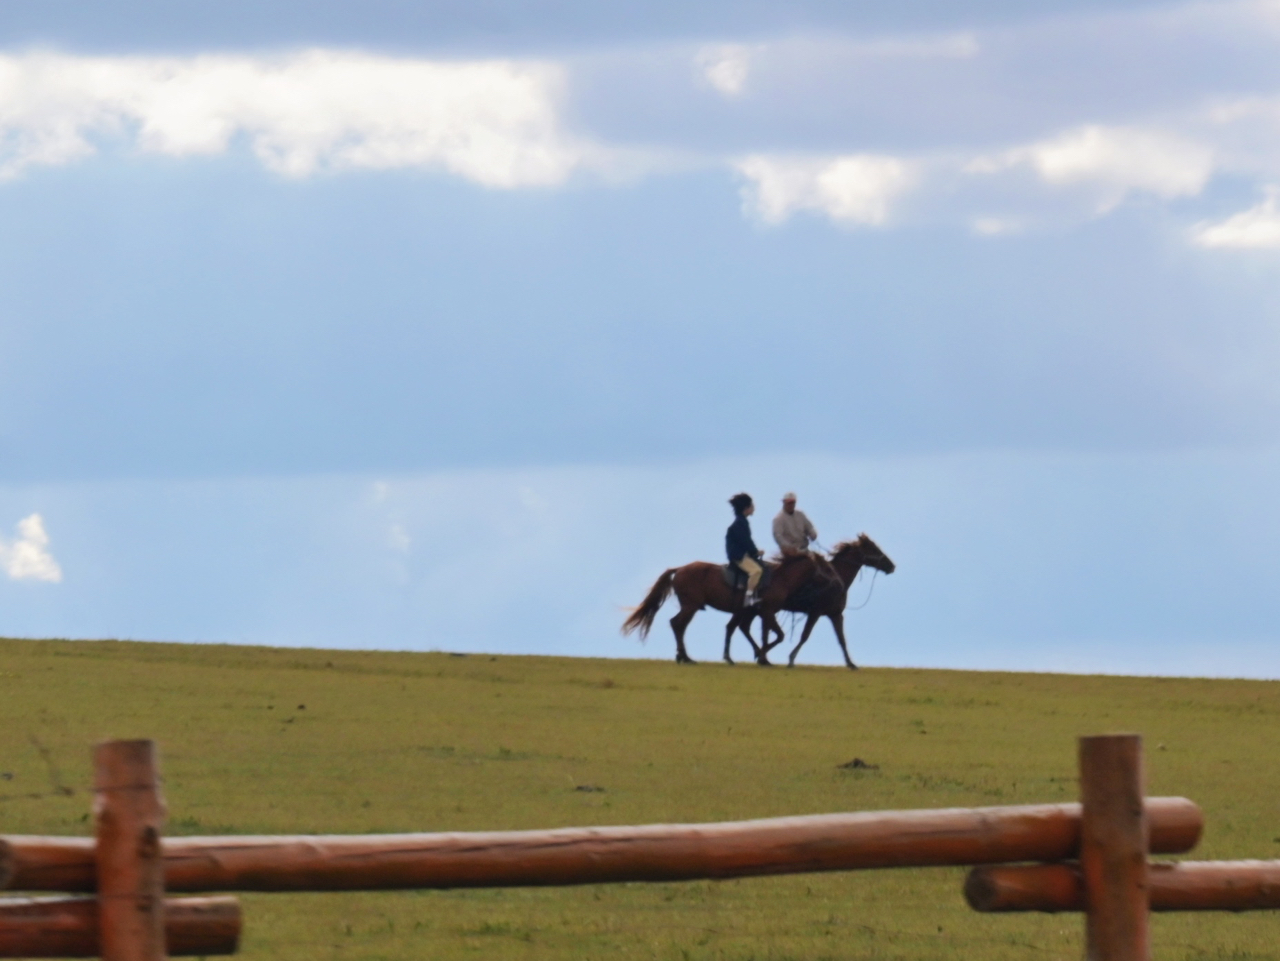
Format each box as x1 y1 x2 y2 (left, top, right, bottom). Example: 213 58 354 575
621 568 678 639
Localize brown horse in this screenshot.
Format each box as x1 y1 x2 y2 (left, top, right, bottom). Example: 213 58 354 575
621 554 821 664
751 534 895 669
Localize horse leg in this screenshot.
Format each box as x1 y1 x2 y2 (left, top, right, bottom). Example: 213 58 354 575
738 611 762 660
762 611 788 653
786 613 822 667
723 610 761 665
830 612 857 669
670 606 698 664
755 609 778 666
722 613 738 665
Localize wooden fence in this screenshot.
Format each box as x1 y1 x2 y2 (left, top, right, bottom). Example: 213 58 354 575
1 734 1277 960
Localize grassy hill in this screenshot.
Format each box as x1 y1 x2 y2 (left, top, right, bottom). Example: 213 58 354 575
1 637 1278 961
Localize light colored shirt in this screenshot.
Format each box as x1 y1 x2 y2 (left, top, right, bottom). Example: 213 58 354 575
773 508 817 552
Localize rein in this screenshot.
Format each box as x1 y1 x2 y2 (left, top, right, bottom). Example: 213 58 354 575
847 568 879 611
820 540 881 612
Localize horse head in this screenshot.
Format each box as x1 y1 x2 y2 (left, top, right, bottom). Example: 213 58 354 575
855 533 895 574
829 535 896 580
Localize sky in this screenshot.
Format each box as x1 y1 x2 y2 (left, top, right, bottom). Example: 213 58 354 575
2 0 1280 675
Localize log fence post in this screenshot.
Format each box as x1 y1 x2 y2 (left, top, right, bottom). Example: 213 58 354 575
1079 734 1149 961
93 740 167 961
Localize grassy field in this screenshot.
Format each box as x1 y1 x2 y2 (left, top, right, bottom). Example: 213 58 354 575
1 637 1278 961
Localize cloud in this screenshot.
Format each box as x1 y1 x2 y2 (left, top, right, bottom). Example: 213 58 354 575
972 125 1214 211
971 216 1022 236
0 50 583 187
0 8 1272 235
849 33 979 59
0 514 63 582
736 154 913 225
387 523 411 554
696 44 754 97
1028 126 1213 198
734 126 1215 233
1191 188 1280 249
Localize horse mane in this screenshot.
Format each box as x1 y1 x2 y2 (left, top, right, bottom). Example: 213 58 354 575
829 535 867 557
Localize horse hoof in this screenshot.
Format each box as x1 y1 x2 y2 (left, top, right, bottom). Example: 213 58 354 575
846 662 859 671
724 658 735 666
756 658 773 667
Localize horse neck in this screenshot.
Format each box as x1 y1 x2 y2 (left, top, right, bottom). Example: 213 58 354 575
830 548 865 588
776 555 817 588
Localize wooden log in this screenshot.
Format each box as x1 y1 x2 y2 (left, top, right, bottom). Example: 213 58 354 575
94 740 168 961
0 896 240 957
0 798 1201 893
967 862 1082 913
1080 734 1148 961
967 861 1280 913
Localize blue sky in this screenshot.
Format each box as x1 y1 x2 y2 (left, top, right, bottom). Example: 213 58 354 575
2 0 1279 674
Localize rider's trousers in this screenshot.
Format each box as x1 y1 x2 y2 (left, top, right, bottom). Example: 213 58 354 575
735 556 763 593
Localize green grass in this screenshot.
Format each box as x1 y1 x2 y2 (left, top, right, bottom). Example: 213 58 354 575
1 637 1279 961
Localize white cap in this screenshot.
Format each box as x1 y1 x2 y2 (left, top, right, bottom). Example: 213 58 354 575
782 492 797 501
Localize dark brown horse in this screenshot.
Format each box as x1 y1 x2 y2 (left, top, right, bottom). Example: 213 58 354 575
752 534 895 669
621 554 822 664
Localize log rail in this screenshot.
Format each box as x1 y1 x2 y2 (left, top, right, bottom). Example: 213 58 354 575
0 897 240 958
967 860 1280 913
1 797 1202 893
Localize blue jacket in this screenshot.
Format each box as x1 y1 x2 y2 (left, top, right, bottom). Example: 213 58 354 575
726 515 762 563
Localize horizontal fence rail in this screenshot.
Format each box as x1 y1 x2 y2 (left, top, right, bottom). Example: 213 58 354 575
0 798 1202 894
0 897 240 959
966 860 1280 913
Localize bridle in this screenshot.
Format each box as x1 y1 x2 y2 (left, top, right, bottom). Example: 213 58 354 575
822 541 884 611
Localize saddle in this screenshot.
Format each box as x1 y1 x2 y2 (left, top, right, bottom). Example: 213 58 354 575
721 560 775 593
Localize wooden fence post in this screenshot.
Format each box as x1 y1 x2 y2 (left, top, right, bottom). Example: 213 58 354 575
1079 734 1148 961
94 740 167 961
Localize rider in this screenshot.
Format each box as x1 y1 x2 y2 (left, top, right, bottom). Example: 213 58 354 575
726 493 765 603
773 492 818 556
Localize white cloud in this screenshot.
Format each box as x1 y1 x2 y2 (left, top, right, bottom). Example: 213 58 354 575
387 523 411 554
736 154 913 225
0 514 63 583
1029 126 1213 197
1191 189 1280 249
0 50 584 187
973 125 1214 211
971 216 1023 236
696 44 754 97
851 33 979 59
